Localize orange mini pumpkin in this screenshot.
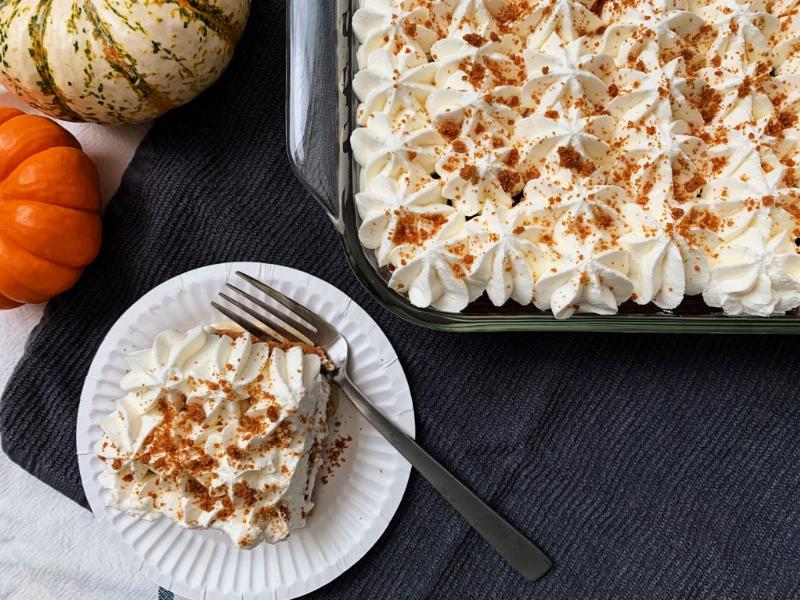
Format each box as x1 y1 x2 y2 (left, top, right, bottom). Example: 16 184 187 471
0 107 102 309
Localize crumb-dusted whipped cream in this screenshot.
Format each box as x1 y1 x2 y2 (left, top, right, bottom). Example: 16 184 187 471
351 0 800 318
96 326 330 548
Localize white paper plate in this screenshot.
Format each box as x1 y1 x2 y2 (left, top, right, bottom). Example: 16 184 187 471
76 263 414 600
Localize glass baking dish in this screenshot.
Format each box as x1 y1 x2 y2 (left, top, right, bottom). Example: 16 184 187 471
285 0 800 333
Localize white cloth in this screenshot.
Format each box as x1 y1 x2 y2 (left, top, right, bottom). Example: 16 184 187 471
0 450 154 600
0 87 154 600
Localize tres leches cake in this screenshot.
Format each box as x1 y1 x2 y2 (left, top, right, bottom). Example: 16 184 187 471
351 0 800 318
96 326 330 548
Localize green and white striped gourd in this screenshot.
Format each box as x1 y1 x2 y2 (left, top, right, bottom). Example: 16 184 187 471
0 0 250 124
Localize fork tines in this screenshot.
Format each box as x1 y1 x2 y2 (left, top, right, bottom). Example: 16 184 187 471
212 272 320 346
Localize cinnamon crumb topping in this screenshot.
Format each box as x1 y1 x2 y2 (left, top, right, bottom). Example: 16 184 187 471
498 169 521 193
558 145 595 177
462 33 485 47
460 164 479 183
436 120 460 141
699 87 722 123
683 173 706 194
391 211 448 246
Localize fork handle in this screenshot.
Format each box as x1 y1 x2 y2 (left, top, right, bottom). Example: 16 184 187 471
337 375 553 581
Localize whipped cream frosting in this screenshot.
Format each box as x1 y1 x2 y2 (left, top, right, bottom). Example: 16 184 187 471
351 0 800 317
96 326 330 548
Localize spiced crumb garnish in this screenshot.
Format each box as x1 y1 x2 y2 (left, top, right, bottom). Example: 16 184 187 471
402 21 417 37
436 120 460 141
227 444 245 460
462 33 485 47
503 148 520 166
460 164 479 183
452 139 468 153
266 405 280 422
498 169 520 193
557 145 595 177
699 87 722 123
391 211 448 246
321 435 353 485
683 173 706 194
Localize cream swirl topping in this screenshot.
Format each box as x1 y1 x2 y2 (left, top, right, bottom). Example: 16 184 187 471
526 180 634 318
350 0 800 318
97 326 330 548
465 200 544 305
704 211 800 315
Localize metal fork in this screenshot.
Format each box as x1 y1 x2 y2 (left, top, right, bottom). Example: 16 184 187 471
212 271 552 581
